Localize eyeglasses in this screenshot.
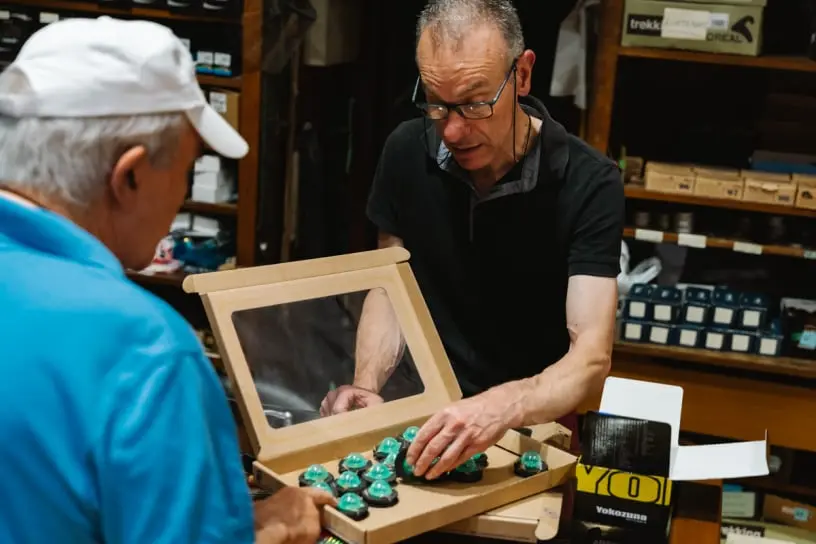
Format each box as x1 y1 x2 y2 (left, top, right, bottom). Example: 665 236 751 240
412 61 516 121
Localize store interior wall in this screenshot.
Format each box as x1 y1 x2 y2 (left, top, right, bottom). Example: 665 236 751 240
253 0 582 265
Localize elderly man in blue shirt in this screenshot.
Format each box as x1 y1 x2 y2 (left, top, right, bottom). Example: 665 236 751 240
0 16 333 544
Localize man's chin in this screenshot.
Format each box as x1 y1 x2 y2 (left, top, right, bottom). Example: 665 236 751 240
451 146 488 170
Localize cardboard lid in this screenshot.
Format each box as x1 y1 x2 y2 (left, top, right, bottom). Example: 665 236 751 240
646 161 694 176
183 247 462 464
694 165 741 180
741 170 792 183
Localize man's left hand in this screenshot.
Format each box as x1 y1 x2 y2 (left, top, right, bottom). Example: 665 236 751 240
406 386 523 480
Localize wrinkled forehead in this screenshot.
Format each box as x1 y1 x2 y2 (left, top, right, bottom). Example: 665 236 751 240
416 24 509 99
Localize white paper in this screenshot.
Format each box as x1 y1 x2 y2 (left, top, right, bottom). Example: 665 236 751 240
734 241 763 255
678 233 707 248
635 228 664 243
671 440 769 481
661 8 711 41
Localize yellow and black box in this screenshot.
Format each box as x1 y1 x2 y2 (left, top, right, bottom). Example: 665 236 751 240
573 411 675 537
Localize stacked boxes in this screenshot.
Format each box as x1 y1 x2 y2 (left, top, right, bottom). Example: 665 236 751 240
620 284 784 357
643 161 811 210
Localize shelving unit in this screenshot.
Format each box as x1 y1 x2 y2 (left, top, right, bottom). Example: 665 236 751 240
20 0 234 23
584 0 816 459
624 186 816 219
14 0 264 277
622 227 816 260
615 341 816 380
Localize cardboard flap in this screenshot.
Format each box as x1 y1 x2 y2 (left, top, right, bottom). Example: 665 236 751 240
600 377 770 481
184 248 462 467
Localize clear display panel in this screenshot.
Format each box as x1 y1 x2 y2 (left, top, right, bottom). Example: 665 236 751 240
230 289 424 429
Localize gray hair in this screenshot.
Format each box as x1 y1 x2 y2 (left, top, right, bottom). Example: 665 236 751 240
0 70 187 209
416 0 525 66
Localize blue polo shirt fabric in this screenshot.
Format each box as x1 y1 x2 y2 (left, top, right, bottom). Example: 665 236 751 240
0 192 255 544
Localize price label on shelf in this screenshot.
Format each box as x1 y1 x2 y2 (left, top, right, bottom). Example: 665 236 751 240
733 242 763 255
678 233 707 249
209 92 228 114
634 229 664 243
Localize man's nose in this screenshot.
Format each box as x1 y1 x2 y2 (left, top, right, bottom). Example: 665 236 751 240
442 113 469 144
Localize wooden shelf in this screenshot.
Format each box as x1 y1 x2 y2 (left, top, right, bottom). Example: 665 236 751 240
197 75 242 90
181 200 238 216
623 227 815 260
734 476 816 501
625 186 816 219
619 46 816 73
126 269 187 286
24 0 240 23
615 341 816 380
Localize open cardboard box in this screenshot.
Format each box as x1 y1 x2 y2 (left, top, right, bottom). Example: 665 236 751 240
574 377 769 534
184 248 577 544
440 423 573 542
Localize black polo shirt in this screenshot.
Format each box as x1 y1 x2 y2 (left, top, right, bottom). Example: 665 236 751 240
367 96 624 397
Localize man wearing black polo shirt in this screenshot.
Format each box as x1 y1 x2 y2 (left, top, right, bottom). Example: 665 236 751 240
321 0 624 479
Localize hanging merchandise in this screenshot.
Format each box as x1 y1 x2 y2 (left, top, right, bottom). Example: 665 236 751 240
617 241 662 297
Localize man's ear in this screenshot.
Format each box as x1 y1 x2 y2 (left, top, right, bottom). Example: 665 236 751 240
515 49 536 97
109 146 148 208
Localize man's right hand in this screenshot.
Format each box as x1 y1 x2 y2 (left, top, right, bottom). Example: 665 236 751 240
320 385 385 416
254 486 336 544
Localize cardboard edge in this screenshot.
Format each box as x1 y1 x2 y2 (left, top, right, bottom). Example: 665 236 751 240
254 439 577 544
441 490 565 542
182 246 410 294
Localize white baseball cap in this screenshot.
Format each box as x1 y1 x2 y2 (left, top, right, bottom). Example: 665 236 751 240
0 16 248 159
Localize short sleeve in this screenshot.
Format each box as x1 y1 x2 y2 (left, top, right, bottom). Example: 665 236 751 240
568 161 625 278
366 126 403 237
95 349 254 544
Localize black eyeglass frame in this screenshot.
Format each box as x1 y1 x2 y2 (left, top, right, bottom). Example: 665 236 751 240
411 60 518 121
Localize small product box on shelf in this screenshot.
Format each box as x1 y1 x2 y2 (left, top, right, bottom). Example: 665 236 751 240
694 167 744 201
673 324 705 348
727 329 756 354
573 378 768 539
620 320 651 343
623 283 655 322
711 287 740 328
621 0 765 57
756 323 784 357
182 248 577 544
741 170 796 207
738 293 770 331
647 322 674 346
793 174 816 210
682 286 711 325
704 328 729 351
652 286 682 324
643 162 695 195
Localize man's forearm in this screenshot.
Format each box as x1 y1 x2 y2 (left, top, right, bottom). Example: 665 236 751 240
496 342 611 428
353 287 406 392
